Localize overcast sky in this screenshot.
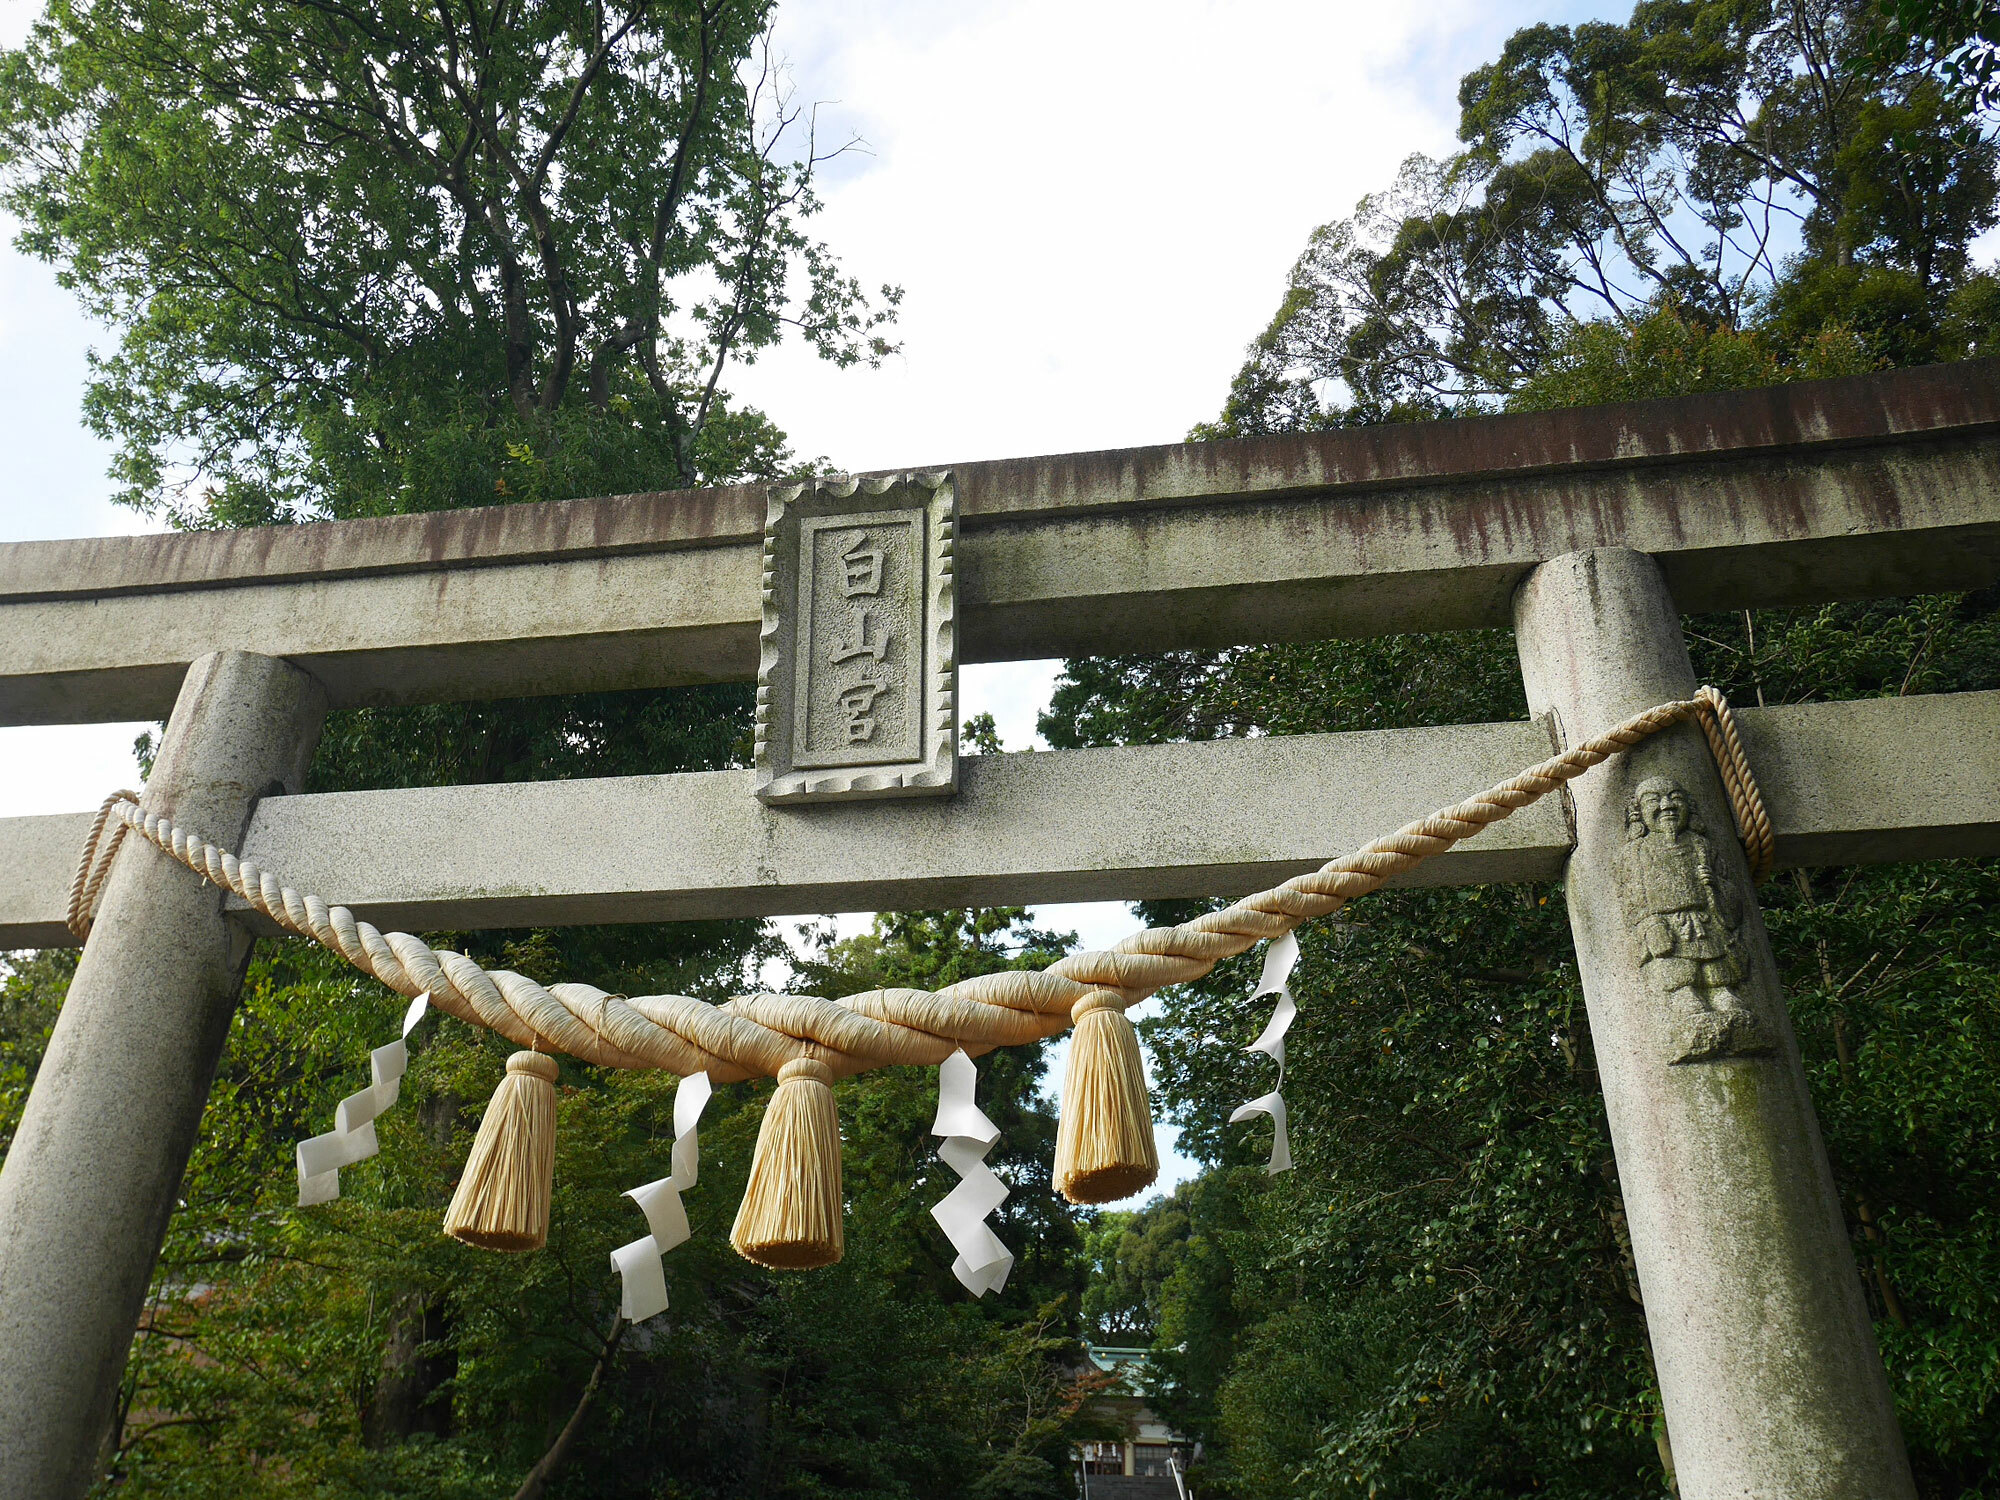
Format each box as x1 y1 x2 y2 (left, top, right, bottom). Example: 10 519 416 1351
0 0 1622 1195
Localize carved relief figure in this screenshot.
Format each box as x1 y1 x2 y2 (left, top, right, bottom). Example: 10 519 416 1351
1615 776 1773 1064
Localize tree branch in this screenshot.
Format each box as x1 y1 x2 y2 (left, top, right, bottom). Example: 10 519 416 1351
511 1312 627 1500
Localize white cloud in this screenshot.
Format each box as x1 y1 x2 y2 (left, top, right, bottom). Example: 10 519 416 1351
0 221 158 823
731 0 1510 468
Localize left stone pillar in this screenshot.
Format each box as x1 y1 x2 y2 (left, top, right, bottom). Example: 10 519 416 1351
0 651 327 1500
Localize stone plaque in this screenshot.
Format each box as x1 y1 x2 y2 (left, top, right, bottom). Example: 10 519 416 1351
754 472 957 803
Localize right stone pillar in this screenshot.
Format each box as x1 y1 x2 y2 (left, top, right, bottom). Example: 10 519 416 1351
1513 548 1913 1498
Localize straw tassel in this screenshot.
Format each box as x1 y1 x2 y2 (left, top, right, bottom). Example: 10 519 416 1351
730 1058 844 1269
1053 992 1158 1204
444 1051 559 1252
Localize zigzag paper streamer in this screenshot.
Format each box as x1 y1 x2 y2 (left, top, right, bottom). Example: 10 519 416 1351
929 1049 1014 1296
1228 930 1297 1174
297 992 432 1205
611 1072 713 1322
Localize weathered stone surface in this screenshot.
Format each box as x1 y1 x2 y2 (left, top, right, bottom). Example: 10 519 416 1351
1 362 1995 724
1 805 97 946
1515 548 1914 1500
0 651 326 1500
755 474 957 802
2 690 1995 945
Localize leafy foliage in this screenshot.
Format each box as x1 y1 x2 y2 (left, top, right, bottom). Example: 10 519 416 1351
8 0 2000 1494
0 5 1111 1496
1 903 1101 1499
1050 645 1679 1496
0 0 898 524
1051 610 2000 1498
0 948 71 1161
1196 0 2000 437
1872 0 2000 111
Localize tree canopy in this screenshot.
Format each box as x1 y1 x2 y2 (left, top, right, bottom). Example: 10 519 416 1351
4 0 1999 1494
1196 0 1999 435
0 6 1111 1498
0 0 898 523
1875 0 2000 111
1 903 1105 1499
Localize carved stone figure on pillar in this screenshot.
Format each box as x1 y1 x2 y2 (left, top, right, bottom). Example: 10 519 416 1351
1615 776 1775 1064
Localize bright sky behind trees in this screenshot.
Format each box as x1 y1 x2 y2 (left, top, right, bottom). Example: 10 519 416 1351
0 0 1992 1227
9 0 1992 1200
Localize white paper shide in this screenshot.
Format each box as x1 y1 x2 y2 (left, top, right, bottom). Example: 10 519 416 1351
929 1049 1014 1296
1229 931 1298 1174
296 992 432 1205
611 1072 713 1322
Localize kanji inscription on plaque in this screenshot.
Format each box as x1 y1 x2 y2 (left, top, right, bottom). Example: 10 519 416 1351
755 472 957 803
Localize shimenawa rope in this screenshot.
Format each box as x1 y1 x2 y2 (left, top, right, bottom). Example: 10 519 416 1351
66 688 1769 1263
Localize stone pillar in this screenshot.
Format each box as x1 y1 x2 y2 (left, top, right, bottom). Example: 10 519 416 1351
0 651 326 1500
1513 548 1912 1499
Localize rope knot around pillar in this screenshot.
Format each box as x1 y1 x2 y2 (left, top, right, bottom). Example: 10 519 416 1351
64 789 141 941
1690 684 1775 881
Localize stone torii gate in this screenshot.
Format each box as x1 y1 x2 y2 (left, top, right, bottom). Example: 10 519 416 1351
2 361 1997 1498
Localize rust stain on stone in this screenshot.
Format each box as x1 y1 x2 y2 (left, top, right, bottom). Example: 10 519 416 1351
1 361 1995 605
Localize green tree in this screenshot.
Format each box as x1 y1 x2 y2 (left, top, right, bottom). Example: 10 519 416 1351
0 900 1102 1499
1058 586 2000 1500
1871 0 2000 111
1196 0 1999 438
1054 667 1681 1496
791 906 1091 1313
0 0 898 525
1081 1199 1190 1344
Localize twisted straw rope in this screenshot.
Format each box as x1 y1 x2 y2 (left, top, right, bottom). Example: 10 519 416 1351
66 787 139 944
65 690 1770 1083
